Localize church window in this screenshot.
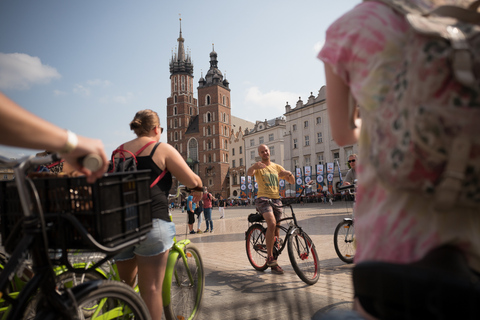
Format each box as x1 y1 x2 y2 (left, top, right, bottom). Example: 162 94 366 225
188 138 198 161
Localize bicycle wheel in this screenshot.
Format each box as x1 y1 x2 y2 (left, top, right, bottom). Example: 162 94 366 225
333 219 355 264
73 280 150 320
245 224 268 271
287 230 319 285
164 245 204 320
56 270 107 318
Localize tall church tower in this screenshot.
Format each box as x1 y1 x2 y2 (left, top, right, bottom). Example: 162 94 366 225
166 19 198 160
195 46 231 199
166 21 231 199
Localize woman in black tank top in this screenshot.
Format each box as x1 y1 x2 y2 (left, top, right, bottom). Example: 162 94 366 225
114 109 203 319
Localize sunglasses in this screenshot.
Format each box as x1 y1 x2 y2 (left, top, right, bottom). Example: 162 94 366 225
348 159 356 163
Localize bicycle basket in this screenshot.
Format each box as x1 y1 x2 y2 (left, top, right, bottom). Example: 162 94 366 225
0 171 152 251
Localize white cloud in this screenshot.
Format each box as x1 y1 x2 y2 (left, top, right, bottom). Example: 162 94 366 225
73 84 91 96
0 52 61 90
86 79 112 87
241 86 301 122
245 86 299 111
53 90 67 96
99 92 134 104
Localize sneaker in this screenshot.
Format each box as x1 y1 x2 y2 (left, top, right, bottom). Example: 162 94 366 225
196 230 203 234
189 231 196 234
266 256 278 267
271 265 284 275
204 229 209 233
210 229 213 233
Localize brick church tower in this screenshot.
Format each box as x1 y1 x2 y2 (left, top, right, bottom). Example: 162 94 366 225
166 21 231 200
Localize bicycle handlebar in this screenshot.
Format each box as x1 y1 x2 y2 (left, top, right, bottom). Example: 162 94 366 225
337 184 356 191
0 153 103 172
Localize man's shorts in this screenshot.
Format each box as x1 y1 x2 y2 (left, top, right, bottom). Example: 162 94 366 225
187 210 195 224
115 218 176 261
255 197 283 222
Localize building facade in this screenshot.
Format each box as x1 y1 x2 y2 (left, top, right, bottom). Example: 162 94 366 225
228 116 254 199
244 117 287 173
283 86 359 192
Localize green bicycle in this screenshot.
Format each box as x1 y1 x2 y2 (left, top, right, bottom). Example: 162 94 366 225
53 185 205 320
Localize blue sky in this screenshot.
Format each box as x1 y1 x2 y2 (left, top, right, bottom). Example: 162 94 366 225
0 0 361 158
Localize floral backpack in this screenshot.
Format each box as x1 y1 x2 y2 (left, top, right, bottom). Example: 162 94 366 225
363 0 480 211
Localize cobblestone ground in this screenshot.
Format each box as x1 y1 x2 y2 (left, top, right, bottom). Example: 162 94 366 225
171 201 356 320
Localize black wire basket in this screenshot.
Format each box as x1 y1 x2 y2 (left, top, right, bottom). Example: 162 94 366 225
0 171 152 251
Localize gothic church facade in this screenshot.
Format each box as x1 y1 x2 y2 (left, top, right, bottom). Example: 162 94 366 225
166 24 231 199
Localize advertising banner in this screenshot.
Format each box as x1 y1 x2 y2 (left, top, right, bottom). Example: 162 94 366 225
326 162 334 194
279 179 286 198
336 159 343 185
316 164 324 194
240 176 247 198
295 167 303 197
247 176 253 200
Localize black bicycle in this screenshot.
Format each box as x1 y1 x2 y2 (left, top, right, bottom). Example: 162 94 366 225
0 153 152 319
245 184 319 285
333 183 356 264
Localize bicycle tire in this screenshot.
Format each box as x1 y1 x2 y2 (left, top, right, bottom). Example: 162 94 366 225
164 245 204 320
245 224 268 271
333 219 355 264
287 230 319 285
71 280 150 320
55 270 107 318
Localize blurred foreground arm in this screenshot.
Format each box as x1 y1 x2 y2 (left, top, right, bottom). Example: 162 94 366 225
0 92 108 182
324 63 361 146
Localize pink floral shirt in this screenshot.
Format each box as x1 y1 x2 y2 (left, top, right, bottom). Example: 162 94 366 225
318 1 480 271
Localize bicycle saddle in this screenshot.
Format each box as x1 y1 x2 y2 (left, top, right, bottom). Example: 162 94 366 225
353 245 480 320
248 213 264 223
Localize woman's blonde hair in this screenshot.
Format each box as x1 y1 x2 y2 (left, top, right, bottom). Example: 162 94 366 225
130 109 160 137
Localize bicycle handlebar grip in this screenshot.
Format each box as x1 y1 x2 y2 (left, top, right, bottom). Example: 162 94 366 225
338 184 355 191
80 154 103 172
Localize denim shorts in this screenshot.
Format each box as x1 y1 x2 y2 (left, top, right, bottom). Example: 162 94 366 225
115 218 176 261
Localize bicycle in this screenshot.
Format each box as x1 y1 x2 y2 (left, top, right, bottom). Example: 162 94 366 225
333 183 356 264
0 153 152 319
51 184 205 320
244 183 320 285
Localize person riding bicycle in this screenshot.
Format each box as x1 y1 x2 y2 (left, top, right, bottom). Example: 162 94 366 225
0 92 107 182
247 144 295 275
318 0 480 318
113 109 203 320
342 154 357 186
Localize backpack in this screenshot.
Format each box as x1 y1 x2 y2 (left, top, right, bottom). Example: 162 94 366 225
363 0 480 211
108 141 167 188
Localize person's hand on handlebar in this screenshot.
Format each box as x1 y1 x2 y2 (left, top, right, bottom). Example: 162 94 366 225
0 92 107 183
62 136 108 183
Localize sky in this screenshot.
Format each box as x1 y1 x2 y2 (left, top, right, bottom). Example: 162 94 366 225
0 0 361 158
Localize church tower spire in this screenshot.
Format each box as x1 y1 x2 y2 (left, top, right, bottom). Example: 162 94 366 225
166 18 197 164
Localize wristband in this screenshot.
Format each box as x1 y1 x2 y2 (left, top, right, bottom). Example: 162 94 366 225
191 186 204 192
59 130 78 154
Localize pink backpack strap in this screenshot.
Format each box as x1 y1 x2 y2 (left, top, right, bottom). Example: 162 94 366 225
110 144 136 173
135 140 156 156
150 169 168 188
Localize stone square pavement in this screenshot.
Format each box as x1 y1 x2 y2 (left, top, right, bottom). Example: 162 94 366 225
170 201 356 320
